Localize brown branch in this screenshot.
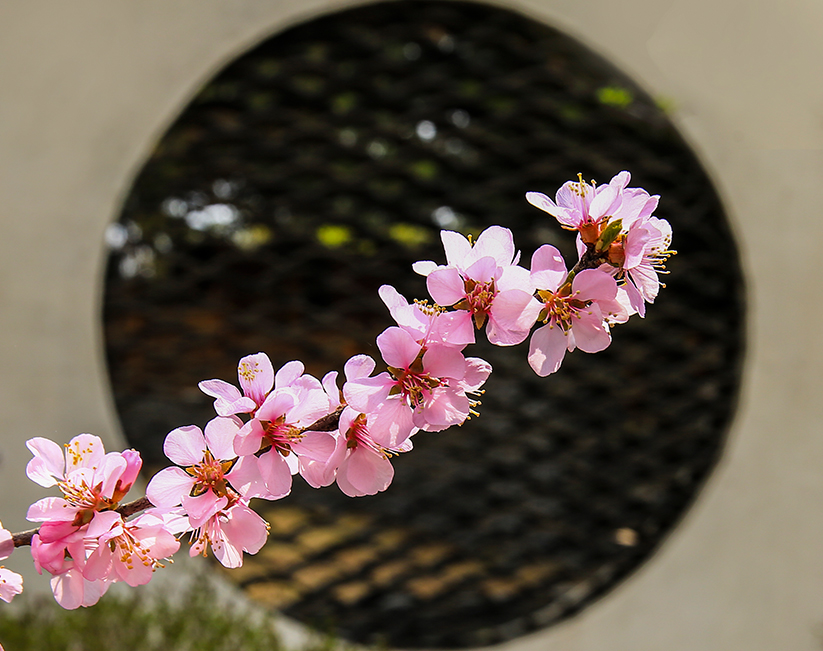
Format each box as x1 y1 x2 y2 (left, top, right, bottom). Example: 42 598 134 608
303 403 344 432
569 243 608 277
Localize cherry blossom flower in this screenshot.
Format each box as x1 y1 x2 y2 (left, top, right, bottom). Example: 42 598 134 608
330 407 413 497
83 510 179 587
26 436 142 533
526 171 656 244
413 227 540 345
302 356 415 495
379 284 474 348
527 245 626 376
187 497 269 569
199 352 275 417
47 560 109 610
605 216 674 317
344 327 489 446
0 522 22 603
234 388 335 499
147 418 248 515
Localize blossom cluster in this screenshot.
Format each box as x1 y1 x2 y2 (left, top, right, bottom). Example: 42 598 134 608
4 171 672 610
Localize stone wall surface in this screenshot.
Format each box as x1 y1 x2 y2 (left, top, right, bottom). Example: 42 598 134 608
0 1 821 649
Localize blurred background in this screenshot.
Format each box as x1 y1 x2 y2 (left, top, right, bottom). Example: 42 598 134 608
1 1 822 650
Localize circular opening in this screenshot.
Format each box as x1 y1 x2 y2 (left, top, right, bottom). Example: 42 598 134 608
103 1 745 647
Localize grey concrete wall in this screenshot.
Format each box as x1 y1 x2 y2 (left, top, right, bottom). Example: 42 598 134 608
1 1 821 649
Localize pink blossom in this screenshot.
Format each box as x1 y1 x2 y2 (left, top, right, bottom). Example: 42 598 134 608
526 171 656 244
147 418 249 516
0 522 22 603
379 285 474 348
188 497 269 569
527 245 626 376
302 357 414 495
607 216 673 317
83 511 179 587
26 436 142 532
47 560 109 610
227 361 335 499
413 227 540 346
344 327 489 446
330 407 412 497
199 352 275 416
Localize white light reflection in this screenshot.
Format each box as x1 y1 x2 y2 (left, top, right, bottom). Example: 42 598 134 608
416 120 437 141
184 204 240 232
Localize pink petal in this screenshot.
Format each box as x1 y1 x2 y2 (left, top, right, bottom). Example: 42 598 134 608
440 230 471 268
588 183 618 220
367 397 416 448
528 323 569 376
412 260 438 276
233 419 266 457
431 309 475 346
471 226 516 267
182 492 223 528
274 359 304 390
86 511 122 539
497 263 533 293
530 245 567 291
339 447 393 497
344 354 376 381
630 264 660 303
376 327 422 369
292 430 336 463
256 451 293 499
322 370 341 408
64 434 106 473
342 374 392 413
225 454 269 499
571 309 611 354
26 497 75 523
427 267 466 306
198 379 250 416
487 290 542 346
464 256 498 285
203 416 242 461
525 191 562 217
237 353 274 404
0 567 23 603
287 386 332 426
213 503 269 567
163 425 207 466
422 345 466 379
418 387 470 430
50 568 86 610
623 280 646 317
572 269 617 302
25 437 66 487
255 389 297 422
198 378 241 401
146 467 195 508
461 357 492 392
0 526 13 561
96 454 128 500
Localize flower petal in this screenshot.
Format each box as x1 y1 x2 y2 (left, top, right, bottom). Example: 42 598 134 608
163 425 207 466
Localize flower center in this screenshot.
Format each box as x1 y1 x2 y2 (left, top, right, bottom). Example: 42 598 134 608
346 414 405 458
536 289 589 331
185 450 234 498
387 362 445 409
58 478 116 526
454 277 496 328
263 417 303 456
